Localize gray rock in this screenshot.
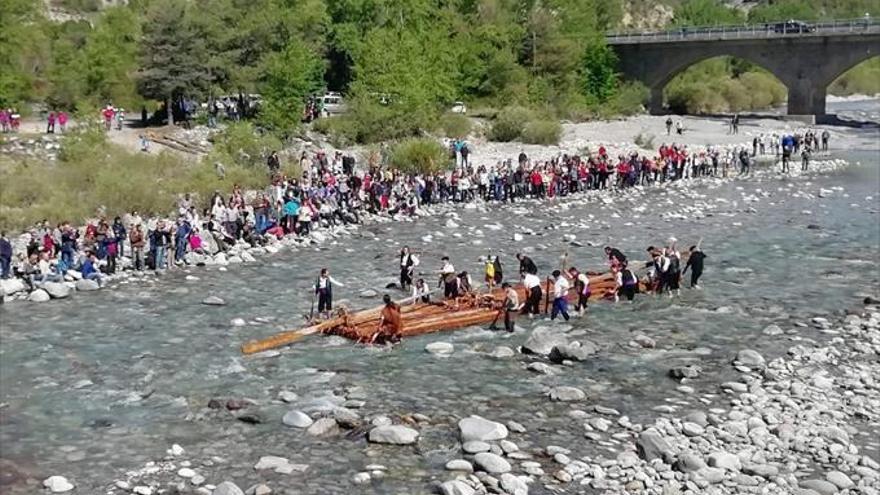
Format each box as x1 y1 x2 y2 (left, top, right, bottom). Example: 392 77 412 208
277 390 298 403
708 451 742 471
306 417 339 436
762 324 783 336
214 482 245 495
351 472 371 485
202 296 226 306
368 425 419 445
28 289 50 302
522 327 568 355
0 278 26 296
43 476 74 493
439 480 475 495
743 464 779 478
458 415 508 442
698 467 726 484
526 362 554 374
359 289 379 298
463 441 491 454
332 407 362 428
488 346 515 359
632 334 656 348
445 460 474 472
733 349 765 367
682 422 704 437
282 410 313 428
825 471 853 490
425 342 454 355
473 452 511 474
549 386 585 402
669 365 701 379
548 341 598 363
800 479 839 495
499 473 529 495
637 428 673 461
675 453 707 472
75 279 100 291
42 282 71 299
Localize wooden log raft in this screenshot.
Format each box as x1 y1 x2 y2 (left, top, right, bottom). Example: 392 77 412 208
240 270 628 355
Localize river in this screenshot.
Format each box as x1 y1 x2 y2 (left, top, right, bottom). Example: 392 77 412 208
1 103 878 494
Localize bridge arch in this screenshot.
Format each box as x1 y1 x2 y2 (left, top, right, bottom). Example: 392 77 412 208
611 30 880 117
661 56 787 114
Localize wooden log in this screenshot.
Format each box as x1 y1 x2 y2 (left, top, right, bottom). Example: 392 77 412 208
239 264 652 353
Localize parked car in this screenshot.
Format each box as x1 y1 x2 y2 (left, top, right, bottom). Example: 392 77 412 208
771 20 815 34
450 101 467 114
320 92 347 115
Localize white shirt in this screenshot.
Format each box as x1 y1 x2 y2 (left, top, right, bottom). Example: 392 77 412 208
440 262 455 275
554 277 570 298
523 273 541 289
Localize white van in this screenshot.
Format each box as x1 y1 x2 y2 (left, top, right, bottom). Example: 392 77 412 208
320 92 347 115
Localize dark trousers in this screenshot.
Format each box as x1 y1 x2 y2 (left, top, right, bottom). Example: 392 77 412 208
522 286 542 315
504 309 515 332
444 280 458 299
576 292 589 312
318 291 332 312
690 269 703 287
400 266 412 288
620 285 636 301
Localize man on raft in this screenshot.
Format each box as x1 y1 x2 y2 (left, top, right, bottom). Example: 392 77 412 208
369 294 402 344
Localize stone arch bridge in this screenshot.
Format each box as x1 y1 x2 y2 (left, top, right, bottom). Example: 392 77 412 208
609 19 880 117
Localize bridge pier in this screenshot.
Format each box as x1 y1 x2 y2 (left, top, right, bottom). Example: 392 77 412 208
786 81 827 116
648 87 665 115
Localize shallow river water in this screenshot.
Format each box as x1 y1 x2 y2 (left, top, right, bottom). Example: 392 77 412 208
1 108 878 494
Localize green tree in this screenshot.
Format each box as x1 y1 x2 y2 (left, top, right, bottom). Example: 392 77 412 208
673 0 744 26
581 37 618 103
0 0 50 107
259 39 326 135
136 0 210 124
82 7 141 108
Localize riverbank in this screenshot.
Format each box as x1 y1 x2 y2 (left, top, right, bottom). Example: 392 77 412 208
79 302 879 495
0 106 878 495
2 107 872 307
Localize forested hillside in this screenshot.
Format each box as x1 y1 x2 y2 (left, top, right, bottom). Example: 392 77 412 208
2 0 878 142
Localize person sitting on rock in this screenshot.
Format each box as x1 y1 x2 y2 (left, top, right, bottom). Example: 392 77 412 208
80 252 102 285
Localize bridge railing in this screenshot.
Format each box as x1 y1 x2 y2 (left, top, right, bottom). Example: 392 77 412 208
606 18 880 44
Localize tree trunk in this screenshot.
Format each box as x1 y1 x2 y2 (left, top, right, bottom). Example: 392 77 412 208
166 96 174 127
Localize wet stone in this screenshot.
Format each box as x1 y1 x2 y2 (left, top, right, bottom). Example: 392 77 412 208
473 452 511 474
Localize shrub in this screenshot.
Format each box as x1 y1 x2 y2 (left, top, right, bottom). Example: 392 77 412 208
389 138 450 175
488 106 533 142
521 119 562 145
439 113 472 139
0 124 286 231
634 131 655 150
210 122 282 167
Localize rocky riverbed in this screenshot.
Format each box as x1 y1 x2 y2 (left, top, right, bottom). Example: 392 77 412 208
1 104 878 495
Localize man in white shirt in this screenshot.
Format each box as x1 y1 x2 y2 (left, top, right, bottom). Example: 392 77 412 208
522 272 543 317
314 267 344 319
439 256 458 299
550 270 570 321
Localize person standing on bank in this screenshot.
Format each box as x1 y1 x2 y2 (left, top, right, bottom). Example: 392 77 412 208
315 268 344 319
